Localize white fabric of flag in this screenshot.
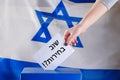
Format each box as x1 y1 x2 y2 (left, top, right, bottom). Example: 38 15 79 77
0 0 120 80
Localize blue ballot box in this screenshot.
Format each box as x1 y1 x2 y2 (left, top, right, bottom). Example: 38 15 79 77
21 67 82 80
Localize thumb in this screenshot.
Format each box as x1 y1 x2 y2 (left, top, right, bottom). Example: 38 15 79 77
64 30 70 42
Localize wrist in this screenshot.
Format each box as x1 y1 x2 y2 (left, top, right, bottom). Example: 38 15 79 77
77 23 88 31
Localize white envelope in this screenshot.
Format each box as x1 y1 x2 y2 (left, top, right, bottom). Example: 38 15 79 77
34 34 74 70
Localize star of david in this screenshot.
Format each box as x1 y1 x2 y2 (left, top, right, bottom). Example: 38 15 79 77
32 1 83 48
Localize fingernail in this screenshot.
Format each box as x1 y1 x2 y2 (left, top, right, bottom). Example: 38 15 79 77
64 42 67 46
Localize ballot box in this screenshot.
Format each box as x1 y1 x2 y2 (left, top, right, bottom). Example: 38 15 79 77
21 67 82 80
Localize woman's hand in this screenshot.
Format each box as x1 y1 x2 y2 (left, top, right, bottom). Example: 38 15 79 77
64 0 108 46
64 24 86 46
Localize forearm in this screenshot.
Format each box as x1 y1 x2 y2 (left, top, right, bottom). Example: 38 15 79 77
78 0 108 29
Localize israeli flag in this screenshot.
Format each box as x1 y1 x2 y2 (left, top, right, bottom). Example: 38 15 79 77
0 0 120 80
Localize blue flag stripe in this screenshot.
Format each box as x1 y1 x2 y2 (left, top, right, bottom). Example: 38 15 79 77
0 58 120 80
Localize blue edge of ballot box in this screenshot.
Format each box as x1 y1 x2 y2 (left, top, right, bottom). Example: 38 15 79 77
21 67 82 80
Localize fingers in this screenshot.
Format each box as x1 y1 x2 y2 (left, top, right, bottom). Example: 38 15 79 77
73 39 78 46
64 29 79 46
67 35 77 46
64 30 78 46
